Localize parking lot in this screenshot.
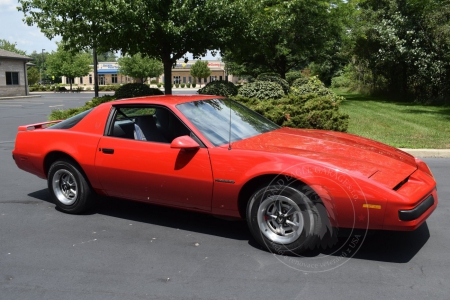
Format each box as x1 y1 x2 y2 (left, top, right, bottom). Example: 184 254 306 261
1 93 449 300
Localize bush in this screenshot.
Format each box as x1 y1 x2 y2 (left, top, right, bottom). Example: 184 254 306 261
256 74 290 94
238 81 285 100
198 80 238 97
114 83 155 99
150 88 164 95
49 95 117 121
186 83 191 88
291 76 343 103
157 83 162 88
181 83 185 88
286 71 306 86
192 83 196 88
232 93 349 132
175 83 180 88
290 76 310 89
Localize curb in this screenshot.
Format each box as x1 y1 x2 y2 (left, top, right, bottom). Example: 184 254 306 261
0 95 41 101
400 148 450 158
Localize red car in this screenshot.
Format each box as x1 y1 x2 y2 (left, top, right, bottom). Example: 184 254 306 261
12 95 438 254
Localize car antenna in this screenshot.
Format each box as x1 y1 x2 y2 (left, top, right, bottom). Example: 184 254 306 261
228 98 232 150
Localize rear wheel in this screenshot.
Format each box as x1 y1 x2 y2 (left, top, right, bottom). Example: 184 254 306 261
247 184 323 254
48 159 94 214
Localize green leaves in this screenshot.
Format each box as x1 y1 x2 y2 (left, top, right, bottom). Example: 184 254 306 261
118 54 163 83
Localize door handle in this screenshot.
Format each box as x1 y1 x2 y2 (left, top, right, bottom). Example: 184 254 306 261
101 148 114 154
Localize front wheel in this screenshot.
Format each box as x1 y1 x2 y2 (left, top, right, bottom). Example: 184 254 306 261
246 185 323 255
48 159 94 214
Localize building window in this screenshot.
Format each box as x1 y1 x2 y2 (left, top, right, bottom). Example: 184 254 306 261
65 77 74 84
112 74 118 84
189 76 192 83
173 76 180 84
80 77 83 84
183 76 186 83
219 76 223 81
5 72 19 85
210 76 217 82
89 74 92 84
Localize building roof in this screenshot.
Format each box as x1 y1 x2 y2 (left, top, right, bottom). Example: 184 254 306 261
0 49 33 61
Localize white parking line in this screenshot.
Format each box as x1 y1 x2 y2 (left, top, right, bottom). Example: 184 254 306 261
49 105 64 108
0 141 14 144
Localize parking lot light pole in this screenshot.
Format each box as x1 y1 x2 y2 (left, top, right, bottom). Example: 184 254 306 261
40 49 45 84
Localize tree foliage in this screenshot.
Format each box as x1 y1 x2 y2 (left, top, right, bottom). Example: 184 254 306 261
350 0 450 103
118 53 164 84
18 0 247 95
45 44 91 90
27 67 39 85
222 0 351 79
0 39 27 55
190 61 211 87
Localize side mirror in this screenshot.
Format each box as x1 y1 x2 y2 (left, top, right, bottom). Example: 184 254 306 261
170 135 200 150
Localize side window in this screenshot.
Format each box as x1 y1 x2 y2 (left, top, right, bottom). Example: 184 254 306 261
109 106 191 143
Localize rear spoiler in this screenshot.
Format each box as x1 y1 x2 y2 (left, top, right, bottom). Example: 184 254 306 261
18 120 62 131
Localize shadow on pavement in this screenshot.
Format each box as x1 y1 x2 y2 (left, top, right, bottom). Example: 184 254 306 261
28 189 430 261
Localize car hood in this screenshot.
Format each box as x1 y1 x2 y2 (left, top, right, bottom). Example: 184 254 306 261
231 128 417 189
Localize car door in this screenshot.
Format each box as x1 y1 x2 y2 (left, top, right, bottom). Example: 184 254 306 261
94 105 214 211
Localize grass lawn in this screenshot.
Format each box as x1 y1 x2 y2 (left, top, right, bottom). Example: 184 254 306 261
336 91 450 149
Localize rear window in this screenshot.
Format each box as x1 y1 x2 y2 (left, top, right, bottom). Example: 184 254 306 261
50 109 93 129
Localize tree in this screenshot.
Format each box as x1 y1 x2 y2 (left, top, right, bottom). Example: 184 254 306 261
0 39 27 55
18 0 247 95
190 60 211 87
222 0 351 79
351 0 450 103
46 44 92 90
118 53 164 84
27 67 39 85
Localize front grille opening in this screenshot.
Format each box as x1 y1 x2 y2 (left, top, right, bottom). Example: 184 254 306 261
393 176 409 191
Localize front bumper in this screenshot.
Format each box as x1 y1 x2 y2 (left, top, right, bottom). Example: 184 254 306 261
398 194 435 221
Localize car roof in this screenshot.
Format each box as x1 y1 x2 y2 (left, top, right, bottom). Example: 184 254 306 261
111 94 225 106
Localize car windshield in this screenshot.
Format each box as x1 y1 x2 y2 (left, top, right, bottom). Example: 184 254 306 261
177 98 280 146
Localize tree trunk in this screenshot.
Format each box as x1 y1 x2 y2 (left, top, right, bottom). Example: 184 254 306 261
163 57 173 95
69 78 73 91
93 47 99 98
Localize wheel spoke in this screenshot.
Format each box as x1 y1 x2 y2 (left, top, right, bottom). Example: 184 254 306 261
276 200 283 214
286 219 299 229
283 205 297 217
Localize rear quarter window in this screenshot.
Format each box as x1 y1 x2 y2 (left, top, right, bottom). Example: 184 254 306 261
50 109 93 129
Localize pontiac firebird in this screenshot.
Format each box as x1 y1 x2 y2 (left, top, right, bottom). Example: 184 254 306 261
12 95 438 254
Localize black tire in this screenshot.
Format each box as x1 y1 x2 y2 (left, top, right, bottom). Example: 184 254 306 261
47 159 94 214
246 184 324 255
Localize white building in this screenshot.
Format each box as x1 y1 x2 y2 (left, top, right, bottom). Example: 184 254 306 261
0 49 33 97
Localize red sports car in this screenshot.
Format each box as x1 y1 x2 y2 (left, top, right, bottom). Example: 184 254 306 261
12 95 438 254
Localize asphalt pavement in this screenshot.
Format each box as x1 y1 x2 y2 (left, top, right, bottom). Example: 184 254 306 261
0 93 449 300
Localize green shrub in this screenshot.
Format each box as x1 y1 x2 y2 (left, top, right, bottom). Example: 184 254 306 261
49 107 85 121
331 75 352 89
150 88 164 95
175 83 180 88
49 95 117 121
198 80 238 97
181 83 185 88
192 83 196 88
233 93 349 131
114 83 155 99
291 76 310 89
157 83 162 88
238 81 285 100
256 74 290 94
186 83 191 88
291 76 343 103
286 71 306 86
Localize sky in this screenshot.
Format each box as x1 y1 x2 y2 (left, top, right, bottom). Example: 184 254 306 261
0 0 219 60
0 0 60 55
